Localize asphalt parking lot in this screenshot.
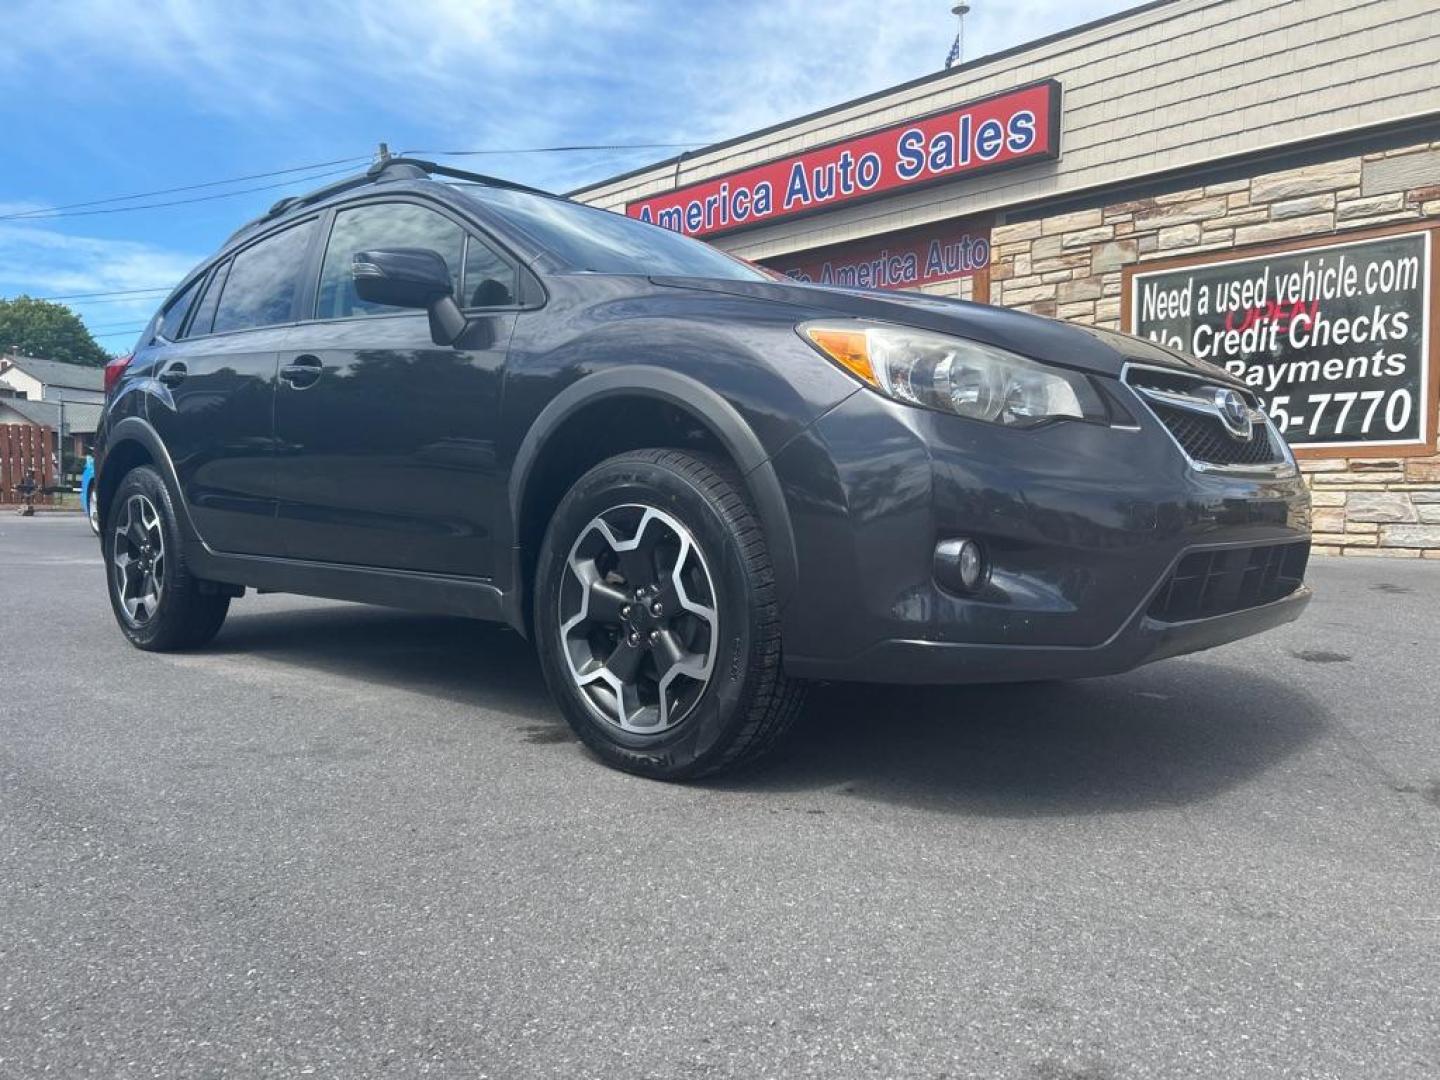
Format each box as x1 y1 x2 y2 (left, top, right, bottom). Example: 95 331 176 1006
1 515 1436 1079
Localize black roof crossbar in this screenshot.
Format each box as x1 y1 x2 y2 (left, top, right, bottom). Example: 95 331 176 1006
226 156 562 244
405 158 558 199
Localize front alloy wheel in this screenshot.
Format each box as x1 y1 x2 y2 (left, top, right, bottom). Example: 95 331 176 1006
559 504 718 734
111 492 165 626
534 449 806 780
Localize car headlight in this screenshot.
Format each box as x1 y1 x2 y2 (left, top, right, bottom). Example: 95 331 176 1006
800 321 1106 427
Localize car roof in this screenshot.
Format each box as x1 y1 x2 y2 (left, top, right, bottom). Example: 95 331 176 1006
153 158 571 312
224 158 560 248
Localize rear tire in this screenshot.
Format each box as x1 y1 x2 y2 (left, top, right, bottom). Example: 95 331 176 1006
104 465 230 651
534 449 805 780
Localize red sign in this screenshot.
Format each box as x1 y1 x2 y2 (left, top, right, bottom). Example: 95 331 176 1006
763 219 991 292
627 80 1059 239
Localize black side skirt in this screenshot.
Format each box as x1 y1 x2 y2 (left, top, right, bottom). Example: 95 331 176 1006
185 542 508 624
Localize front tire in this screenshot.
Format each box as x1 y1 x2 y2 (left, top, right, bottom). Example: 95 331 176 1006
104 465 229 651
535 449 805 780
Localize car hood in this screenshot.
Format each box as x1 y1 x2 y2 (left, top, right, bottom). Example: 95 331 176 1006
651 275 1239 384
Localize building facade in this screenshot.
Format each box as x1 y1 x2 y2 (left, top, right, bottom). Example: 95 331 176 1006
0 354 105 406
0 354 105 480
574 0 1440 557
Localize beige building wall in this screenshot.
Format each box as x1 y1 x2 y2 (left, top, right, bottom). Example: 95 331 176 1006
575 0 1440 263
0 366 44 401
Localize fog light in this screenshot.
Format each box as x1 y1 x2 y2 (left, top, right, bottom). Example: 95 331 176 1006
934 537 987 594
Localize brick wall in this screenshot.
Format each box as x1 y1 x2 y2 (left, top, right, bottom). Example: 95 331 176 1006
990 140 1440 558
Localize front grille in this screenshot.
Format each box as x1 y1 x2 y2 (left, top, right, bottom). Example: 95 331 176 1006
1147 542 1308 622
1124 367 1286 469
1148 401 1284 467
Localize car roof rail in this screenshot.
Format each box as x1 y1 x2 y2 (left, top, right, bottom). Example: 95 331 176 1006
384 156 562 200
225 152 563 245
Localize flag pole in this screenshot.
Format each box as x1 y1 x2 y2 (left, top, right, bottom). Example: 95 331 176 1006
948 3 971 69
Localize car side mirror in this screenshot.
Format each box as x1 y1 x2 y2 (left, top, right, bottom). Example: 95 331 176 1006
352 248 468 346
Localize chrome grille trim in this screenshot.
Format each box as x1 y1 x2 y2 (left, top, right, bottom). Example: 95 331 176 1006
1120 362 1298 476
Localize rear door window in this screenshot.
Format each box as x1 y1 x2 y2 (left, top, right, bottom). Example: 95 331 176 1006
156 276 203 341
211 219 317 334
185 261 230 338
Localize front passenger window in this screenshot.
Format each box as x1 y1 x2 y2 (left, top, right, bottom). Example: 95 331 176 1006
462 235 517 308
316 202 466 320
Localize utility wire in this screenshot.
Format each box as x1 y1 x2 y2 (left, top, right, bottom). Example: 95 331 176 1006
2 142 705 223
82 319 153 332
0 155 373 221
51 293 174 307
26 285 172 301
405 142 702 156
2 164 361 222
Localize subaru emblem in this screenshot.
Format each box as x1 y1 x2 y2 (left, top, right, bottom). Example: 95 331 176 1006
1211 387 1253 440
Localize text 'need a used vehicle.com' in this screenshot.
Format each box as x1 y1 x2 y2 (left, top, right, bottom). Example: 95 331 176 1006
94 157 1312 780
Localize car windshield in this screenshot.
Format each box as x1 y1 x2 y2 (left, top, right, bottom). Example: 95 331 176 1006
454 184 773 281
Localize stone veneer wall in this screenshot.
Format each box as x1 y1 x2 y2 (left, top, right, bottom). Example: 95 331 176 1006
987 140 1440 558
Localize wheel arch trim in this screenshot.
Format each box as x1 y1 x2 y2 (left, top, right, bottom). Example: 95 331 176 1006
505 365 798 629
99 416 204 544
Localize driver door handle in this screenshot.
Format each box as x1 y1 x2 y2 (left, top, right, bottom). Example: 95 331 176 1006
280 354 323 389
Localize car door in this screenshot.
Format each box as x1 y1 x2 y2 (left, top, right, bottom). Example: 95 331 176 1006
143 217 318 555
270 198 519 577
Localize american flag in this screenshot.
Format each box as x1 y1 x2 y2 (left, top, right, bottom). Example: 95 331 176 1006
944 33 961 68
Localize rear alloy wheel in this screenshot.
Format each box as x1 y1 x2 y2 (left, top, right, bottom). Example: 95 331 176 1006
111 492 166 626
105 465 230 651
535 449 805 780
86 486 100 535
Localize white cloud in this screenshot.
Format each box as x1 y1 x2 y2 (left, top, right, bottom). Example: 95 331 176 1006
0 0 636 122
2 0 1135 183
0 0 1136 334
0 222 201 341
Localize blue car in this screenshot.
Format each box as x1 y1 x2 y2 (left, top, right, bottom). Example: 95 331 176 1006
80 454 98 535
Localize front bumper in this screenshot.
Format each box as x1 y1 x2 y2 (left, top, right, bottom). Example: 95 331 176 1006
793 571 1311 683
770 386 1312 684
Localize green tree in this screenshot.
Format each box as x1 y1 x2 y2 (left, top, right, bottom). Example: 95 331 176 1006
0 295 111 367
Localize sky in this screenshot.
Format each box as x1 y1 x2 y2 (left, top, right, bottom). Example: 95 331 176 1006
0 0 1136 354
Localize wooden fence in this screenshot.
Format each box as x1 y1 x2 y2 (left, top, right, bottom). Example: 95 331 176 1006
0 423 55 504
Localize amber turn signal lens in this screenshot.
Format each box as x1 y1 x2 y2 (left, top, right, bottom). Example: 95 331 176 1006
804 327 878 387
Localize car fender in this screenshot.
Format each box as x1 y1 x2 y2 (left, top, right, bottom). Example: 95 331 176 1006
506 364 799 625
97 415 204 544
